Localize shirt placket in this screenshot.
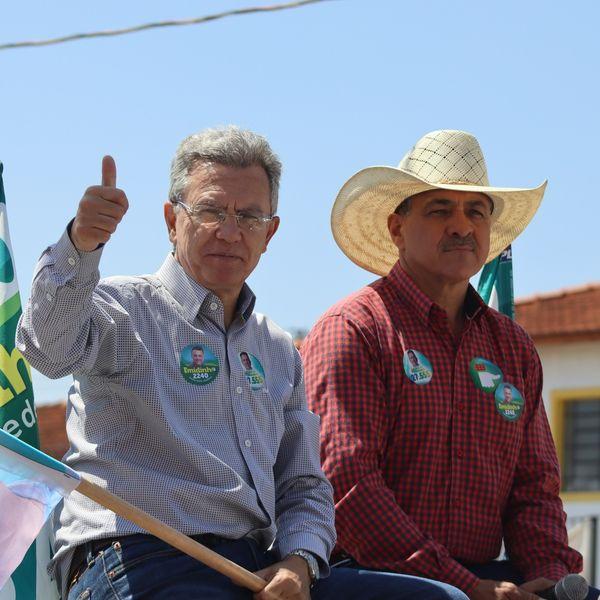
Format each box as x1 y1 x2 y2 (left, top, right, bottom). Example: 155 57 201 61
446 317 477 552
429 307 468 546
226 320 272 525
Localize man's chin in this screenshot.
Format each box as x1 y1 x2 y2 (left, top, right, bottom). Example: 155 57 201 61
197 269 249 293
438 265 483 285
440 255 486 278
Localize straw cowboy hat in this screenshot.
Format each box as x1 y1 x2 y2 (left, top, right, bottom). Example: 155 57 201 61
331 129 547 275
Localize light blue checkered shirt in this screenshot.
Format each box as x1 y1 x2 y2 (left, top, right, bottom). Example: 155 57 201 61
17 230 335 597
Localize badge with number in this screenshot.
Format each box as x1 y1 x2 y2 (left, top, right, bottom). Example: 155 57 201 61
239 352 265 391
494 382 524 421
180 344 219 385
403 349 433 385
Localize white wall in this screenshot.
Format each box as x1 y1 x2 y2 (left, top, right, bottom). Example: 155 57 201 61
538 340 600 418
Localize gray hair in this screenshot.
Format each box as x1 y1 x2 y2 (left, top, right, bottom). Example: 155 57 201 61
169 126 282 214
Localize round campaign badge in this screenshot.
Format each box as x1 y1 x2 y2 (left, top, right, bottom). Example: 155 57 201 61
180 344 219 385
402 349 433 385
494 382 524 421
239 352 265 391
469 357 503 393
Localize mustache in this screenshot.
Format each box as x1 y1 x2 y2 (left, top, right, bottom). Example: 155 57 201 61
440 236 476 251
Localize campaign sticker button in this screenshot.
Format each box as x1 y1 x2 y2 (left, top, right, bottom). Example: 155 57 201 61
469 357 503 393
403 349 433 385
494 382 524 421
239 352 266 391
180 344 219 385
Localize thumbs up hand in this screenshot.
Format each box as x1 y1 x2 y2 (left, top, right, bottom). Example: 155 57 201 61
70 156 129 252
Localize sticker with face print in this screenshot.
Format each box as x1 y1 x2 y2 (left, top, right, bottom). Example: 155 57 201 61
180 344 219 385
239 352 265 391
403 349 433 385
494 382 524 421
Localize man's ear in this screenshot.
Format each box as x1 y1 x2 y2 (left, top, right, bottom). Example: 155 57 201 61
387 212 405 251
262 216 280 253
164 201 177 246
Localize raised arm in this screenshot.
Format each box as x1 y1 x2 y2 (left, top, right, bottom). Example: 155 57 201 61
16 156 130 378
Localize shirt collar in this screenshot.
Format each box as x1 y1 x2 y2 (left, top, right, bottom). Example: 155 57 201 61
386 261 487 323
156 253 256 323
234 284 256 322
464 284 487 320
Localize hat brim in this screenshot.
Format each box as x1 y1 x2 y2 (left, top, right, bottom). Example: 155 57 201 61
331 166 547 276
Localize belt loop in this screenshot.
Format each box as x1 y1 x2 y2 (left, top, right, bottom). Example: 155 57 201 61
84 541 96 567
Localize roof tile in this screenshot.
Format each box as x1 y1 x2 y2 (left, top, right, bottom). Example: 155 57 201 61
515 283 600 342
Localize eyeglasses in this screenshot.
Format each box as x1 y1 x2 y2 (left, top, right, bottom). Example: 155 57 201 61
172 201 274 232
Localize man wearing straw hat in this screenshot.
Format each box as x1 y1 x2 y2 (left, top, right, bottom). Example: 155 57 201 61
302 130 591 599
17 127 468 600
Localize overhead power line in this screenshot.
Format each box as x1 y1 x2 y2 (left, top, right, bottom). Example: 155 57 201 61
0 0 334 51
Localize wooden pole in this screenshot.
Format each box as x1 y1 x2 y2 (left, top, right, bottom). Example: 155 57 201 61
76 476 267 592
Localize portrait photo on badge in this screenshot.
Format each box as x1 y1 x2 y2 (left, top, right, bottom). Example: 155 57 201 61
494 382 524 421
402 349 433 385
180 344 220 385
239 352 266 391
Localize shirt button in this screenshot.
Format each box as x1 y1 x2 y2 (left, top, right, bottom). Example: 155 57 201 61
67 257 76 266
236 386 243 394
244 439 252 448
46 293 53 302
457 402 464 412
457 449 464 458
209 302 218 311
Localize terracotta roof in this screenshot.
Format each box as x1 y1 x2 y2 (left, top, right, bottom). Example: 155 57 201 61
515 283 600 343
37 401 69 460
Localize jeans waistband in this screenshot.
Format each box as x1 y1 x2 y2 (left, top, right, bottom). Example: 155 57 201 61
68 532 235 591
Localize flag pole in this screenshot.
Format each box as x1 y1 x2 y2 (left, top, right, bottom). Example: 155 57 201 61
75 476 267 592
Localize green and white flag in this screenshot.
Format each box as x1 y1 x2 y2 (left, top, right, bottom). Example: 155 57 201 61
477 245 515 319
0 163 59 600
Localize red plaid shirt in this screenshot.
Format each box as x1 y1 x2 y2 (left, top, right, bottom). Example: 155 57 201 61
302 262 581 593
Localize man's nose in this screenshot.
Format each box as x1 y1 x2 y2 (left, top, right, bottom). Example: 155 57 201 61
447 209 474 237
215 213 242 242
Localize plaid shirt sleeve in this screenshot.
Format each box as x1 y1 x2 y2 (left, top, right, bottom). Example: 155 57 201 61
302 313 479 593
502 342 583 582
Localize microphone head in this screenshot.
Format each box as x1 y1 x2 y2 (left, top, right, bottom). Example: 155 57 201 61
556 573 588 600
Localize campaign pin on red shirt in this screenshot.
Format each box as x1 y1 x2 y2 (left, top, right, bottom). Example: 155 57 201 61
469 357 503 393
494 382 525 421
402 349 433 385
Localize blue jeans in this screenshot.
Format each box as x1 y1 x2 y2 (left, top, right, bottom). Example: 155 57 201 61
67 534 467 599
464 560 599 600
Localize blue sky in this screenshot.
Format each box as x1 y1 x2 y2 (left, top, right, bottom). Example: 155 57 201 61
1 0 599 403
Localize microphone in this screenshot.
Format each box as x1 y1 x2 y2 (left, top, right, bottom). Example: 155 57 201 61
537 574 588 600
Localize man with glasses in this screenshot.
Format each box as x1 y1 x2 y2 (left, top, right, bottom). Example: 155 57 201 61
17 127 467 600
